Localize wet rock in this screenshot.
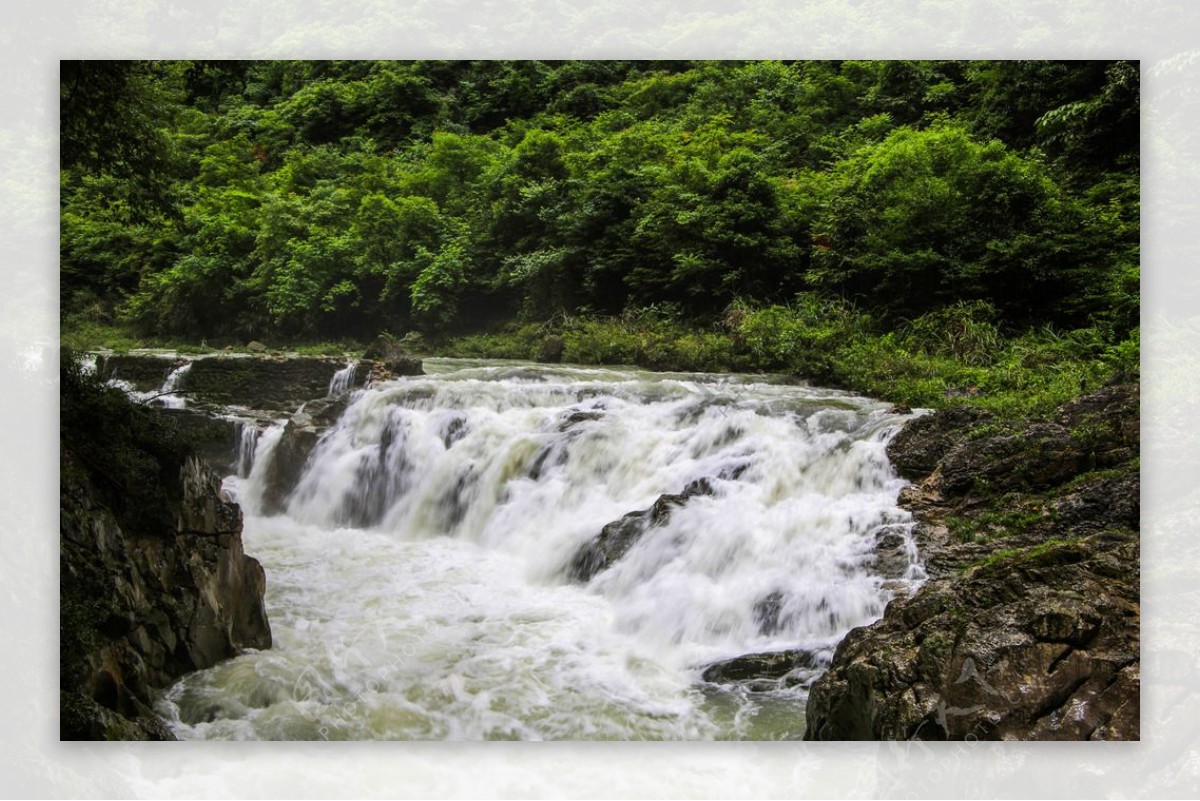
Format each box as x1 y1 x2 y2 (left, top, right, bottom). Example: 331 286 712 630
99 353 365 409
886 406 990 479
569 477 723 582
159 408 239 474
96 354 185 392
259 417 322 516
871 525 915 580
61 436 271 740
804 526 1139 741
183 355 354 409
557 410 603 431
805 384 1140 741
753 591 787 635
362 335 424 377
701 649 821 685
537 335 566 363
441 415 468 448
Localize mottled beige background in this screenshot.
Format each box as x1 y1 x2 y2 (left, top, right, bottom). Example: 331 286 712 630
3 1 1194 796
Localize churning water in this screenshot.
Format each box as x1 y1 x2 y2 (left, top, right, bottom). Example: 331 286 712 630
156 358 922 740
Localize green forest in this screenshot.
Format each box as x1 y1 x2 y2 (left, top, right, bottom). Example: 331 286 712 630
61 60 1139 414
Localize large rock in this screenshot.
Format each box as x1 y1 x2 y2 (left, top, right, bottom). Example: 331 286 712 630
61 360 271 739
803 528 1139 741
61 451 271 740
362 335 424 378
254 395 350 515
886 406 990 479
803 384 1140 741
160 408 240 475
701 649 822 686
180 355 358 409
96 353 184 392
96 353 364 410
568 469 745 582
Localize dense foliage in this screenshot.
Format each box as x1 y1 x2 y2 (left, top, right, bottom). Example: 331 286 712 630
61 60 1138 399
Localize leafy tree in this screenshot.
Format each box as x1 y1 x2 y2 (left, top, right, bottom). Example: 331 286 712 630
809 124 1111 326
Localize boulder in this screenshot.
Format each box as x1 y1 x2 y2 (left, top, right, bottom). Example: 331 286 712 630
803 384 1141 741
362 335 424 377
537 335 566 364
61 447 271 740
259 417 322 516
96 354 184 393
97 352 366 410
886 406 990 479
568 472 742 582
701 649 821 685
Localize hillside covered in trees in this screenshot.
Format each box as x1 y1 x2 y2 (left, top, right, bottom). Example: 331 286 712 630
61 60 1139 411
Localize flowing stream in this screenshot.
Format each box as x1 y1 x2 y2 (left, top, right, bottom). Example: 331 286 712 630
155 358 923 740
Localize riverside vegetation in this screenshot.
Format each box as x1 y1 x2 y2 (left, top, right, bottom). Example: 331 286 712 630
61 60 1139 739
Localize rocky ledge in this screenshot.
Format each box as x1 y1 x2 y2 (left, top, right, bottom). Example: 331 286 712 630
804 382 1139 740
97 352 374 410
60 360 272 739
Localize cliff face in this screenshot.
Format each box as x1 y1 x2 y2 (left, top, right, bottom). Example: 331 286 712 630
804 383 1139 740
60 360 271 740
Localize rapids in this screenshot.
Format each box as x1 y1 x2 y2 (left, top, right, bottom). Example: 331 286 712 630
155 358 923 740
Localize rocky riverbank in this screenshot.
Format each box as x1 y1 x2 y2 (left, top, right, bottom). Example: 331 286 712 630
60 357 273 740
803 381 1140 740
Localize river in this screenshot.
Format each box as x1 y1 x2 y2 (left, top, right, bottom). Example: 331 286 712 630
154 358 923 740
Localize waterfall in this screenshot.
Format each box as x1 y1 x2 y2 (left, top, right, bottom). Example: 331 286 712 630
157 362 192 409
159 359 922 741
234 421 260 478
328 360 358 397
105 360 192 408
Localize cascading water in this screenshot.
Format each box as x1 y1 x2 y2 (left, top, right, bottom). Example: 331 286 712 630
107 360 192 408
328 360 358 397
158 362 192 409
157 358 923 740
234 421 260 479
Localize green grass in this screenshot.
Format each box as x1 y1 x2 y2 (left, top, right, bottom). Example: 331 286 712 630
68 299 1138 421
440 301 1138 419
61 317 368 358
967 536 1088 573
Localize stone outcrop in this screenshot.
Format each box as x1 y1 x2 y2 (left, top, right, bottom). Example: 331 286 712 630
568 467 747 582
97 352 365 410
60 363 272 740
537 335 565 363
803 382 1140 741
701 648 823 690
255 395 349 515
159 408 240 475
362 335 424 379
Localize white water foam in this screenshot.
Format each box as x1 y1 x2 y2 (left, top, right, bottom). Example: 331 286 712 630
158 359 923 740
327 360 358 397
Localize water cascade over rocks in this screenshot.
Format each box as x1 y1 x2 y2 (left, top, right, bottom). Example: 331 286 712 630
156 359 923 740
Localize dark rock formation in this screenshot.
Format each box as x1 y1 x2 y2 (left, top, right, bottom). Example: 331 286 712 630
180 355 354 409
537 335 565 363
160 408 240 475
96 353 366 410
803 384 1140 741
97 353 185 392
61 364 271 739
362 335 424 378
568 469 746 582
701 649 822 687
259 416 321 516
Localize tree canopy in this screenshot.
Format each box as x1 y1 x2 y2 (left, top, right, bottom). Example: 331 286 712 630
61 59 1139 342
